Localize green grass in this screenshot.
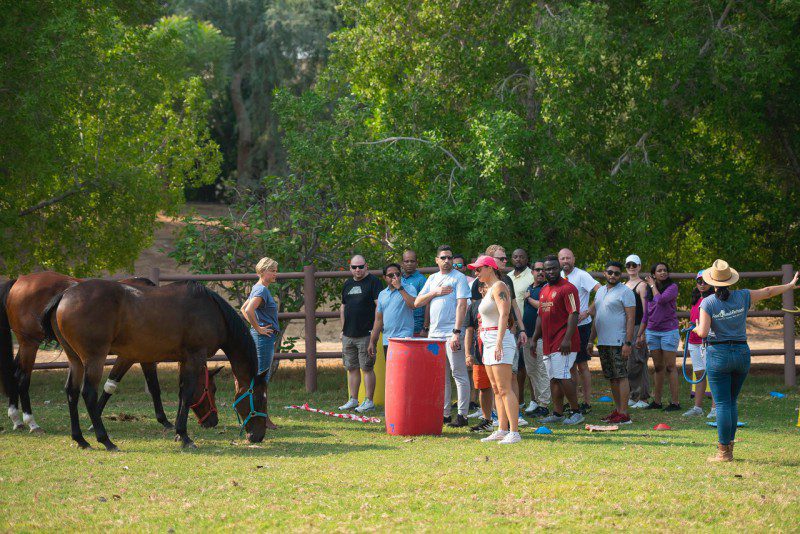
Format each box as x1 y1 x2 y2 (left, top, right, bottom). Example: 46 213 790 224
0 365 798 531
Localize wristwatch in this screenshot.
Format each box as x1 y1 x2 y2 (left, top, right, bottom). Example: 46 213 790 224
452 329 461 334
624 341 632 346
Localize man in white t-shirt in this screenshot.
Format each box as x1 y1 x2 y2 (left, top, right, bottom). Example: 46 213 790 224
415 245 472 428
559 248 600 413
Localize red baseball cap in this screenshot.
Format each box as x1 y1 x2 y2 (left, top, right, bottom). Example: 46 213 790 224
467 255 499 270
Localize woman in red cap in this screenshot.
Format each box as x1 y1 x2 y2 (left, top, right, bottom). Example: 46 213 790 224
468 255 521 444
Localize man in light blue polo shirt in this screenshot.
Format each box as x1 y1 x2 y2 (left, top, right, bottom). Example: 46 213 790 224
368 263 418 357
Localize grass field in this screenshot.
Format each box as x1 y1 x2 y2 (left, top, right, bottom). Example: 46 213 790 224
1 365 798 531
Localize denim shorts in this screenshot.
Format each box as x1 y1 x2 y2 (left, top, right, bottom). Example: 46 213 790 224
645 328 680 352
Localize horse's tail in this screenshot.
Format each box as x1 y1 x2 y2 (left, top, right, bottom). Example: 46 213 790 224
40 292 64 344
0 279 18 397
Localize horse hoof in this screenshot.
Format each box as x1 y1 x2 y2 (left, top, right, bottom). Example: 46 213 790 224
29 426 44 434
106 445 120 452
13 424 24 431
181 441 198 449
160 421 175 430
76 440 92 450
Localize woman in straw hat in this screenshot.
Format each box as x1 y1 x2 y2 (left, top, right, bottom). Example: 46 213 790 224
694 259 799 462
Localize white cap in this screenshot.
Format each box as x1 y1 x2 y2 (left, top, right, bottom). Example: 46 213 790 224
625 254 642 266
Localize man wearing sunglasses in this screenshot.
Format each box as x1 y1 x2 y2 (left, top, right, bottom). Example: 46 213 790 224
368 263 418 366
415 245 472 427
523 260 551 417
339 255 384 413
587 261 636 424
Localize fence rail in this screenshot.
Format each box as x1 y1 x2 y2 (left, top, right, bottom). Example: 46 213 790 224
38 264 797 389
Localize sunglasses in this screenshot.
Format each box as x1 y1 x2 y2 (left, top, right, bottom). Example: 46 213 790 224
386 272 400 278
453 263 464 268
533 267 543 272
625 262 639 268
696 279 707 284
351 264 366 270
438 256 453 261
606 270 622 276
493 257 507 262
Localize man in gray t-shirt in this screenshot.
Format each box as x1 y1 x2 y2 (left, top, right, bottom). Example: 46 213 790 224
588 261 636 424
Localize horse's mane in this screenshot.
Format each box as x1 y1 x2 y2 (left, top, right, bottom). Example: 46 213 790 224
177 281 258 376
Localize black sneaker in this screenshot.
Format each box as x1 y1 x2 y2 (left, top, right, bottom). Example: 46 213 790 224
443 416 452 424
446 414 469 428
645 401 663 410
532 406 549 417
468 401 480 411
470 418 493 432
664 403 681 412
579 403 592 414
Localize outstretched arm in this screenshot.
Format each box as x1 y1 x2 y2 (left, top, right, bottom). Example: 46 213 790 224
749 272 800 304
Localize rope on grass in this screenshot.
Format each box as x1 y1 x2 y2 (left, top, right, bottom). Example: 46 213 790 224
284 403 381 424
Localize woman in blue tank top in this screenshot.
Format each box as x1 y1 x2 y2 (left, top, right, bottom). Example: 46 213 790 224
695 260 799 462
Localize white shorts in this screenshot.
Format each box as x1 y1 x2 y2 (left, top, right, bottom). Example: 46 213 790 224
688 344 706 372
481 330 517 366
544 352 577 380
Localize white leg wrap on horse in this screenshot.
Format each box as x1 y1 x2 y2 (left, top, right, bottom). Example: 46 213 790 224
104 379 119 395
23 412 40 430
8 406 22 426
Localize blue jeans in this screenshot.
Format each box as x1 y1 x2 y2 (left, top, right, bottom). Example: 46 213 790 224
250 328 276 382
706 343 750 445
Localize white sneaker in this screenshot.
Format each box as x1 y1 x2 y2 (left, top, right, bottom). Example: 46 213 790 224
499 431 522 444
631 400 649 409
481 430 508 442
467 408 483 419
707 407 717 419
524 401 539 415
682 406 703 417
628 399 636 407
355 399 375 413
563 412 585 425
339 398 359 410
518 415 529 427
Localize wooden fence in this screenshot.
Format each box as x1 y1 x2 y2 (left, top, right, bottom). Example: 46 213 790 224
35 264 797 390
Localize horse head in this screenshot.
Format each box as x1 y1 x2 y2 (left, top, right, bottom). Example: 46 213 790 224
189 366 222 428
232 370 268 443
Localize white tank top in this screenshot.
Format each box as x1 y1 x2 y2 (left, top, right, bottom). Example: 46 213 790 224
478 281 502 328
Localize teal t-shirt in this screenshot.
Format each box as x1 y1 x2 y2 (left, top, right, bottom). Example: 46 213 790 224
700 290 750 342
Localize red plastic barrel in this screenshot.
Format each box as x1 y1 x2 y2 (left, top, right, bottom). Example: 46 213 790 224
384 338 446 436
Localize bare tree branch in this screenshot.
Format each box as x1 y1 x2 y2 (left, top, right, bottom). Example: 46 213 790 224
19 182 91 216
356 136 465 170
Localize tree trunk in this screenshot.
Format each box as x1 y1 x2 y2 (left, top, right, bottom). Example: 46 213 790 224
230 69 254 186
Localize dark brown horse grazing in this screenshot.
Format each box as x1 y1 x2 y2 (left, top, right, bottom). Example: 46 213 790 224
41 279 267 450
0 272 185 431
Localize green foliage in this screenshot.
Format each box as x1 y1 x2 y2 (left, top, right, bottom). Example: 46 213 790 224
274 0 800 272
0 2 229 275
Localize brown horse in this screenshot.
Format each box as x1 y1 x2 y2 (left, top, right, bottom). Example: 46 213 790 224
41 279 267 450
0 272 197 431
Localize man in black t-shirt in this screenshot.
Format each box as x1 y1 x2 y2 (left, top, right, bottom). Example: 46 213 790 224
339 255 383 413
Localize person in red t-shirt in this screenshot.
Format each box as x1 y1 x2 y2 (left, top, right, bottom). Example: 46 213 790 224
531 255 584 425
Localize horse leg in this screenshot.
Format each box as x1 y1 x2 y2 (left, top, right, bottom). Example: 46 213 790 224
96 358 133 417
174 359 201 449
64 363 91 449
8 353 23 430
81 359 118 451
16 341 41 432
141 362 173 430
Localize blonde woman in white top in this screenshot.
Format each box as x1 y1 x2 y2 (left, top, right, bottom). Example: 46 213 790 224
468 255 521 444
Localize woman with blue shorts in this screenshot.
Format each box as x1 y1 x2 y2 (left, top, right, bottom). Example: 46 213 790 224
242 256 280 430
636 262 681 411
695 260 799 462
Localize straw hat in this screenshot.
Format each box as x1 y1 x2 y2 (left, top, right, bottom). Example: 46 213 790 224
702 259 740 287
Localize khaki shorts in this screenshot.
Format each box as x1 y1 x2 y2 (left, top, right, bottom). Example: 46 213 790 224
598 345 628 380
342 335 373 371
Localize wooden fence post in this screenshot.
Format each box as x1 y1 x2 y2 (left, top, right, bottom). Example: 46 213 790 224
782 264 796 386
150 266 161 286
304 265 317 392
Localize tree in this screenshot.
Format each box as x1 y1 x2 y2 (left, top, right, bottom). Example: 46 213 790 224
275 0 800 273
0 1 231 275
169 0 341 187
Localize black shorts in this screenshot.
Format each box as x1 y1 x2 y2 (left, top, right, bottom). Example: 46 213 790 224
575 323 592 363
